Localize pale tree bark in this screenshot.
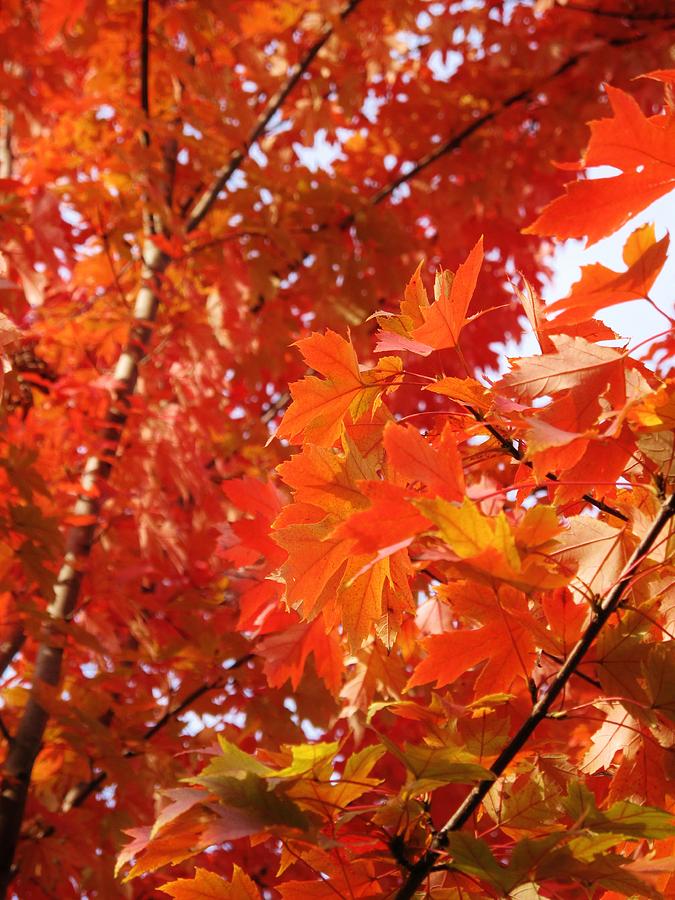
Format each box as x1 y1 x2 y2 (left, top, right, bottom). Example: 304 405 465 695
0 109 27 734
0 1 363 893
0 242 169 896
0 108 12 180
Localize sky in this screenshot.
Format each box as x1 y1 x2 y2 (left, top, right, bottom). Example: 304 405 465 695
493 183 675 371
542 189 674 351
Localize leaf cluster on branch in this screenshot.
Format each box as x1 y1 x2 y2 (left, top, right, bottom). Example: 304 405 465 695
124 70 675 898
0 1 673 897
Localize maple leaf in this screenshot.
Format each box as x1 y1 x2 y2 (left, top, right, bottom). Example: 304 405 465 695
500 335 625 402
412 237 484 351
407 583 537 694
273 519 352 616
159 866 260 899
275 330 401 446
424 374 492 411
335 482 429 554
412 496 563 592
525 84 675 244
546 224 669 325
382 737 494 795
549 516 630 603
284 743 385 817
257 615 342 692
116 825 210 880
276 437 375 518
383 421 465 501
563 782 675 840
373 238 489 356
580 703 638 776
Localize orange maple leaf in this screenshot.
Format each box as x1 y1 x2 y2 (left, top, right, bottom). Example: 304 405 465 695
525 84 675 245
383 421 465 502
412 236 484 351
159 865 260 899
407 583 536 694
547 224 669 325
276 330 401 446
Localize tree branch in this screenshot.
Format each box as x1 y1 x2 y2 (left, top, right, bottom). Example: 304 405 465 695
52 654 253 821
558 1 675 21
0 3 364 883
0 3 168 892
540 650 602 689
244 28 664 302
0 108 12 180
465 404 629 523
142 653 253 742
140 0 150 121
184 0 363 234
0 624 25 682
394 491 675 900
368 29 662 210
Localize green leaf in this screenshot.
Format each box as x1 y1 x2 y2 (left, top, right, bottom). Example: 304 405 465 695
381 737 494 795
563 782 675 839
200 736 274 779
446 833 511 892
272 741 339 779
192 772 311 834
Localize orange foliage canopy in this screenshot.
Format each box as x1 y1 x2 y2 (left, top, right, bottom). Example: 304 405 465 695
0 1 674 898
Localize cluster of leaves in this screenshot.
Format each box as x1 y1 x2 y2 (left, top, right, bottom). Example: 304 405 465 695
0 0 674 897
120 70 675 898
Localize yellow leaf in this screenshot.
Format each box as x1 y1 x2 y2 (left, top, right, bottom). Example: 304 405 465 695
160 865 260 899
416 497 493 558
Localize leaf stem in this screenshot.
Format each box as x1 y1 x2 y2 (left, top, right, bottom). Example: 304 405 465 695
464 404 629 522
394 491 675 900
184 0 363 233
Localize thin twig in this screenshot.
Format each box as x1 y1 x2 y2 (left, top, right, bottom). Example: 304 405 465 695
559 1 675 20
394 491 675 900
40 654 254 828
184 0 363 233
464 404 628 522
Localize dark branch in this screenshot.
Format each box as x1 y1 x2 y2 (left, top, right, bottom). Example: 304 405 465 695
142 653 252 741
184 0 363 234
140 0 150 120
559 1 675 21
540 650 602 689
239 29 665 293
366 28 668 210
0 625 25 681
38 654 254 831
465 404 629 522
368 53 581 209
394 491 675 900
